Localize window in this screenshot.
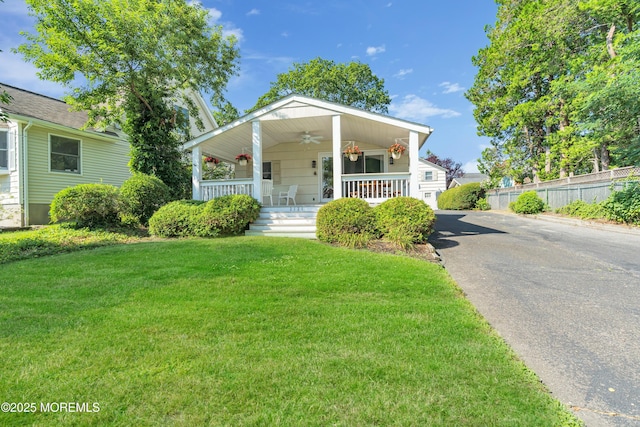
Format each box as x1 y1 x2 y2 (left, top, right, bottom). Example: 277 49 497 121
0 130 7 170
50 135 81 174
343 152 385 174
262 161 272 180
424 171 433 181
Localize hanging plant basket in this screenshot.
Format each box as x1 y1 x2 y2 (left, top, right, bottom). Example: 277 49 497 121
344 144 362 162
388 143 406 160
235 153 252 166
204 156 219 168
349 153 359 162
391 151 402 160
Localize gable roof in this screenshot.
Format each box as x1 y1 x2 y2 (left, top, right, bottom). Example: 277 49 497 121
184 94 433 160
448 173 489 189
1 83 124 140
418 158 448 172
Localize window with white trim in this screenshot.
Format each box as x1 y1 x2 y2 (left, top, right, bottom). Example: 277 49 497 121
50 135 81 174
0 130 7 170
424 171 433 181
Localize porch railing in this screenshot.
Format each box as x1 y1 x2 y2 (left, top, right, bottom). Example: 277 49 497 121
201 179 254 201
342 173 409 201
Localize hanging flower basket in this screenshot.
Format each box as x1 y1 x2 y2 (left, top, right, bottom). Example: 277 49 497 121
344 145 362 162
236 153 252 166
388 143 406 159
204 156 219 168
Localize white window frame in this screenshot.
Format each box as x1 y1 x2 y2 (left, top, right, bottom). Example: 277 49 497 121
424 171 433 181
49 134 82 174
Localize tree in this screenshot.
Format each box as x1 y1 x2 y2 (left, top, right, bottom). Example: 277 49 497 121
248 57 391 113
17 0 240 197
424 150 464 188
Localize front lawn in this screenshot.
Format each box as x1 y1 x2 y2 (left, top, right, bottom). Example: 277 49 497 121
0 237 581 426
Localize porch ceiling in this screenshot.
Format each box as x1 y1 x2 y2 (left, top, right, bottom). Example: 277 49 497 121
185 95 433 162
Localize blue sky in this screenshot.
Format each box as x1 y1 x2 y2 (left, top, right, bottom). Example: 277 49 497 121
0 0 498 172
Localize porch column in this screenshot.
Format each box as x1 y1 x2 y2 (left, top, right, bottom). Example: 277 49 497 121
409 130 419 198
251 120 262 200
332 114 343 199
191 145 201 200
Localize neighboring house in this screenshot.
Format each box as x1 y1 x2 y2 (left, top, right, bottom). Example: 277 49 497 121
448 173 489 189
417 159 447 210
0 83 216 227
184 95 434 206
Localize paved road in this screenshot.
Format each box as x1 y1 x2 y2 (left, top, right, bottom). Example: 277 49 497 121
430 211 640 427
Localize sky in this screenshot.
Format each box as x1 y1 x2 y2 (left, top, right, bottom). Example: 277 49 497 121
0 0 499 173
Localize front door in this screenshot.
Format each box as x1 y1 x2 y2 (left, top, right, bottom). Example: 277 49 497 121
319 153 333 202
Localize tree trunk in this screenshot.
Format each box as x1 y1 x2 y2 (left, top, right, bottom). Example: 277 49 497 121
601 143 611 170
606 24 617 59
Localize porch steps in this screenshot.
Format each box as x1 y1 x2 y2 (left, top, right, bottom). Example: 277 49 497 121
246 205 321 239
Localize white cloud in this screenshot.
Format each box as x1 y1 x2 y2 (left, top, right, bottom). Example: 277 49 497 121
462 160 480 173
386 2 393 7
389 94 461 121
247 8 260 16
366 45 386 56
394 68 413 79
202 7 244 43
439 81 464 94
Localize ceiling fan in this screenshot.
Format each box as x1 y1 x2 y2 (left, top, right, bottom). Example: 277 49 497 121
300 131 323 144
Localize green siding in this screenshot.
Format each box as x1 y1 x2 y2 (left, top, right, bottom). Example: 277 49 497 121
27 126 131 204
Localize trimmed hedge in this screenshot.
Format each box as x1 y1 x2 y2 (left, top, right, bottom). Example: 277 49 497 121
119 173 172 226
510 191 546 214
49 183 121 228
375 197 435 244
148 200 205 238
316 198 377 247
148 195 261 238
438 183 485 210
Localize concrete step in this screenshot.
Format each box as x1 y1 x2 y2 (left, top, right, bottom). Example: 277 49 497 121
253 218 316 226
248 205 320 238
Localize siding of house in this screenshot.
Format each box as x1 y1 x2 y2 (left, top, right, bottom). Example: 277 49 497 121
0 124 22 227
26 125 131 224
417 160 447 210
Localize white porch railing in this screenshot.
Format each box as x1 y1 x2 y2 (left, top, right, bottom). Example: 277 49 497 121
201 179 254 201
342 173 410 202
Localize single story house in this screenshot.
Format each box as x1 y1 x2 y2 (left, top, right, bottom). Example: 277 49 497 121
0 83 216 227
417 159 447 210
184 95 434 207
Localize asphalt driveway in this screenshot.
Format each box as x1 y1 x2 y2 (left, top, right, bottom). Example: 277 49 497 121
430 211 640 427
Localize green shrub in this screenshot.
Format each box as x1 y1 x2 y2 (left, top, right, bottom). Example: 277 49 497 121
198 195 261 236
148 200 205 238
316 198 377 247
438 183 485 210
475 197 492 211
50 184 121 228
119 173 172 226
375 197 435 245
603 181 640 224
556 200 607 220
510 191 546 214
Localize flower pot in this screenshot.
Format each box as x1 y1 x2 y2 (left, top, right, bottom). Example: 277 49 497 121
391 152 402 160
349 153 359 162
206 162 217 169
238 159 248 166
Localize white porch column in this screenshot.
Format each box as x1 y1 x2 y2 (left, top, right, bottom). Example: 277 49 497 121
191 145 201 200
332 114 343 199
409 130 419 198
251 120 262 200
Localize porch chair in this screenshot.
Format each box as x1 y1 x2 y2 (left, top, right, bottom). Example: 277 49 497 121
262 179 274 205
278 184 298 206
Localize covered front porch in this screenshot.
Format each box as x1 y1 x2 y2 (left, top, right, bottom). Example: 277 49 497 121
183 95 433 206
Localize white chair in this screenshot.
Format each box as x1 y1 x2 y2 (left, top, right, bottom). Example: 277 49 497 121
278 184 298 206
262 179 273 205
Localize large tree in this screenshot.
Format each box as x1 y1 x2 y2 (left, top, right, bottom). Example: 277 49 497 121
424 151 464 188
17 0 239 197
467 0 640 186
249 57 391 114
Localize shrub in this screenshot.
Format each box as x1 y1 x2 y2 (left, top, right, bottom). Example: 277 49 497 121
375 197 436 245
198 195 261 236
316 198 377 248
510 191 546 214
438 183 485 210
148 200 205 238
603 181 640 224
556 200 607 220
119 173 172 226
50 184 120 228
475 197 492 211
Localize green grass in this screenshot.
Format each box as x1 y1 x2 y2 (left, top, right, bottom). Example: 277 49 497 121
0 237 581 426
